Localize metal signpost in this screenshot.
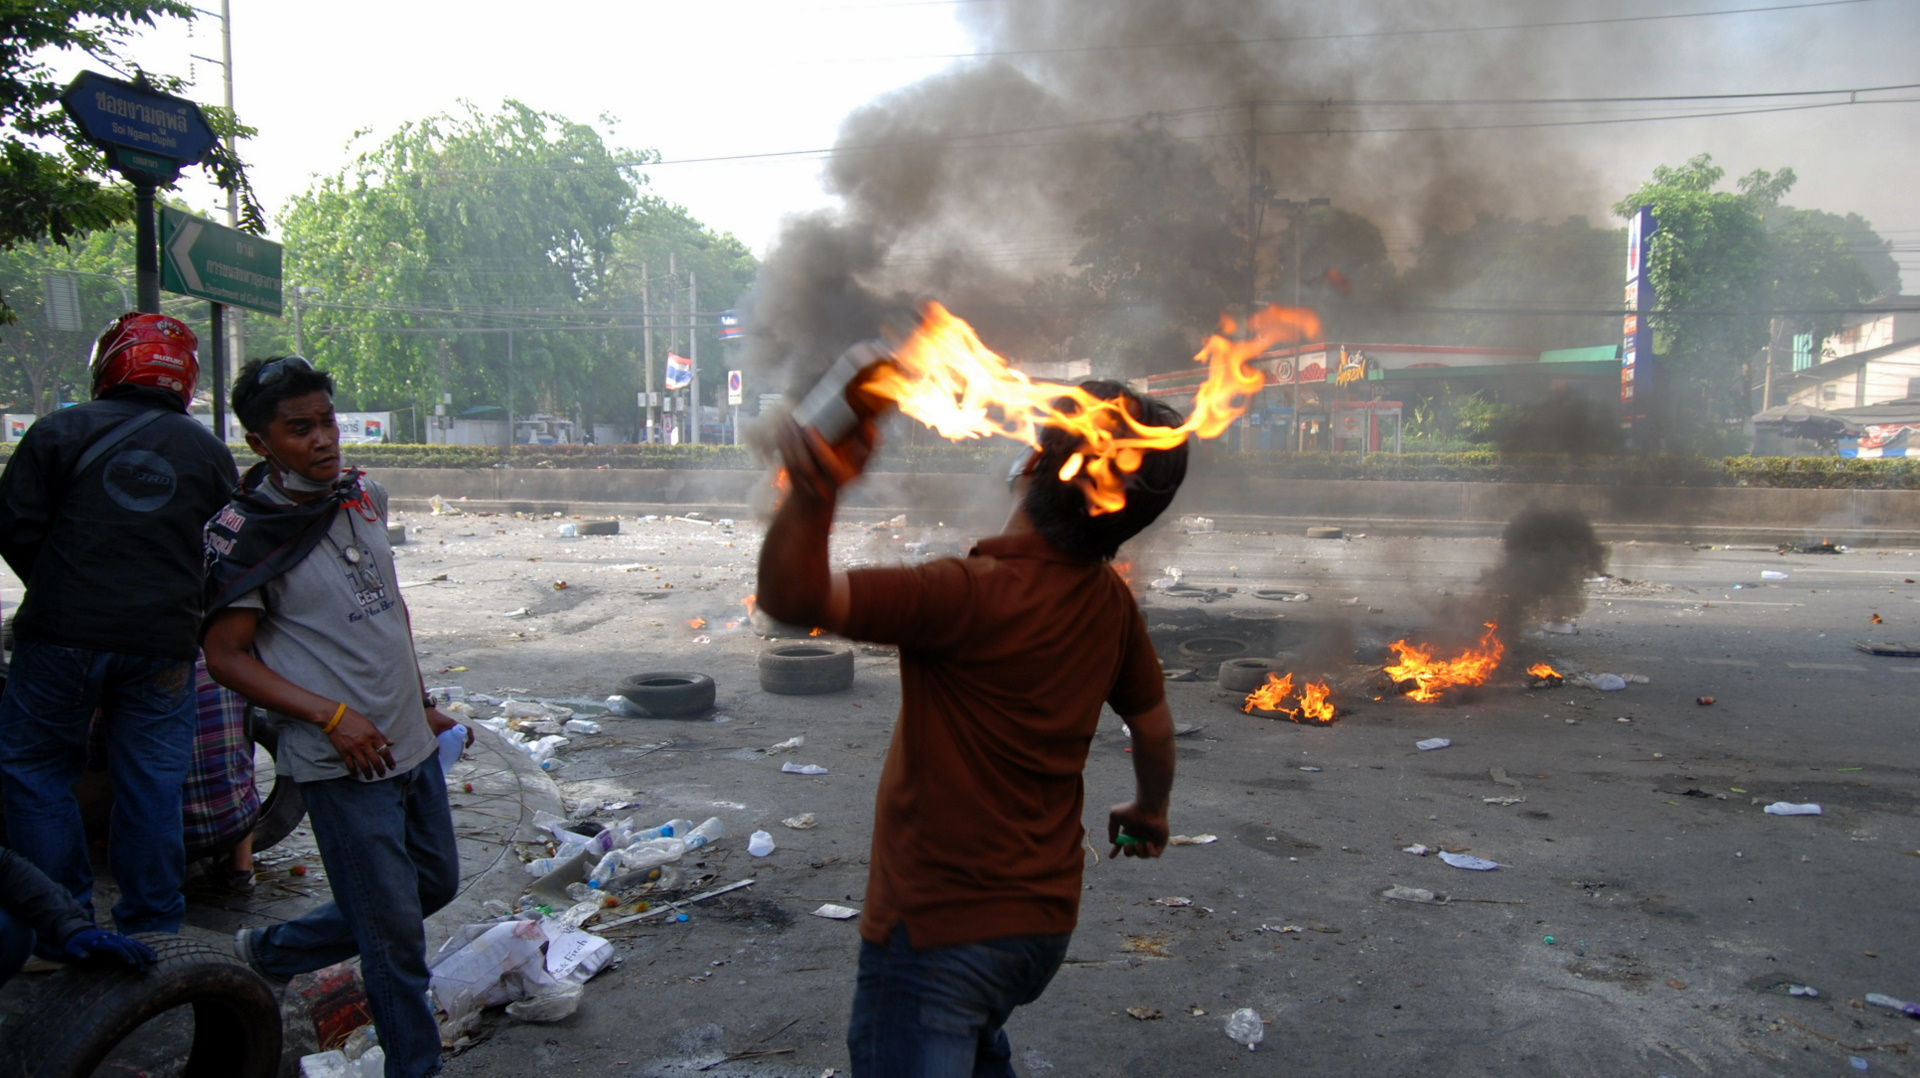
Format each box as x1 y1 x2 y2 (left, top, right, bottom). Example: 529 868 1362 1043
1621 205 1658 446
727 370 744 445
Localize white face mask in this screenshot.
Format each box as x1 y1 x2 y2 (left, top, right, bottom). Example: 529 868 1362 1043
269 453 336 494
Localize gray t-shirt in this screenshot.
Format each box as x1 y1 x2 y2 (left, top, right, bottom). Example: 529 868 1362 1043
230 477 434 783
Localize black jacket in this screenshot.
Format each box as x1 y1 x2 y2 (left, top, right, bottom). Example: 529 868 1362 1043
0 846 92 948
0 387 238 659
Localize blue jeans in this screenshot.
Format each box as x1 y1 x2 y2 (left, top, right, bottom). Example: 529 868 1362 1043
0 905 34 987
847 924 1071 1078
0 642 196 934
251 756 458 1078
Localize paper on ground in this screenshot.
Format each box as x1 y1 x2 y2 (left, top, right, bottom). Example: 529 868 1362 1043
1764 802 1822 816
812 904 861 920
1437 850 1502 871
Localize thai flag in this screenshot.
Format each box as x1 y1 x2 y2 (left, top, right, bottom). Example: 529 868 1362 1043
665 352 693 390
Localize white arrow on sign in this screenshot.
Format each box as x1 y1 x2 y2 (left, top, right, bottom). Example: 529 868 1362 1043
167 218 204 292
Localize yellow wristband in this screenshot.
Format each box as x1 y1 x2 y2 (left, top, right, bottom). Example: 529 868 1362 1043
321 702 346 735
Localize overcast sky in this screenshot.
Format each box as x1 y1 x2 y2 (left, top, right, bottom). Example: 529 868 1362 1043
63 0 1920 287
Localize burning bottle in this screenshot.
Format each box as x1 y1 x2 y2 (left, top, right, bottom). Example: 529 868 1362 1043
791 339 901 447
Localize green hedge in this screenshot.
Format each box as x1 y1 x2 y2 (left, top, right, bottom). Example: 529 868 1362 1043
1 440 1914 489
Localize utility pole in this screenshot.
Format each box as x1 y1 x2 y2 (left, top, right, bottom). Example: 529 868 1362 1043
505 296 514 451
689 270 700 445
1763 315 1782 411
193 2 243 364
668 252 679 443
641 262 655 442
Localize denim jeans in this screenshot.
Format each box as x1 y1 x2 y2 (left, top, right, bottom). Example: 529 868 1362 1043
0 905 34 987
847 923 1071 1078
0 641 196 934
251 756 459 1078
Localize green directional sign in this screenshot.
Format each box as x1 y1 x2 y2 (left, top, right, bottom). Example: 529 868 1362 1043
159 207 283 316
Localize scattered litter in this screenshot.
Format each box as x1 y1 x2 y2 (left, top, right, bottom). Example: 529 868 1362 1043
1153 897 1193 907
1415 738 1452 751
1437 851 1502 871
1483 796 1527 807
1865 992 1920 1018
557 523 578 537
781 762 829 776
1402 844 1431 856
1696 696 1716 706
1589 674 1628 692
1176 515 1216 533
1666 978 1687 990
747 830 776 857
589 879 755 932
299 1048 385 1078
1168 834 1217 845
428 916 614 1026
781 814 818 830
692 635 711 645
1125 1005 1164 1020
1761 570 1789 580
811 904 861 920
1789 984 1820 998
1764 802 1822 816
768 735 805 753
1299 766 1323 773
1851 1057 1869 1072
1224 1008 1264 1051
562 719 601 736
1382 885 1441 904
502 607 531 618
1489 767 1523 789
1161 666 1198 682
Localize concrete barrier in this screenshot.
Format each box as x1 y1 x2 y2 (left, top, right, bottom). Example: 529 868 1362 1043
366 466 1920 545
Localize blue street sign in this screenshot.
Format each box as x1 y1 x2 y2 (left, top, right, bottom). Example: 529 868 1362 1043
59 71 216 172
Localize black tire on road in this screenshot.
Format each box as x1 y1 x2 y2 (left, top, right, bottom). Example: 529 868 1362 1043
1177 636 1250 661
579 520 620 536
616 672 716 716
1218 657 1281 693
0 933 282 1078
1305 526 1344 540
245 717 305 855
758 644 856 695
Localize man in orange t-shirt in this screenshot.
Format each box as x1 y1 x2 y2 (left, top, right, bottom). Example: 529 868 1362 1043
759 380 1182 1078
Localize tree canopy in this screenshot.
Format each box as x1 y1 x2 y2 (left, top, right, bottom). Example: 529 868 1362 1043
273 101 755 439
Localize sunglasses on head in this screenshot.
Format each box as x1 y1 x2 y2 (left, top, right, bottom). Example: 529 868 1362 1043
252 354 315 388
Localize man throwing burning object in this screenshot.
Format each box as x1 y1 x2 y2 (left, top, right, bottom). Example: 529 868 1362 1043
758 379 1182 1078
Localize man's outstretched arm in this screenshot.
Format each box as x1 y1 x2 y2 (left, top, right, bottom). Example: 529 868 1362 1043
755 418 873 635
1108 699 1176 858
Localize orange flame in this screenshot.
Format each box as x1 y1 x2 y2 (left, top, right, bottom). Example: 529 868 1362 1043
1112 558 1134 588
688 616 707 630
1526 663 1561 679
1298 680 1335 723
1242 671 1296 716
1384 623 1505 702
809 627 824 637
867 302 1319 515
743 594 758 615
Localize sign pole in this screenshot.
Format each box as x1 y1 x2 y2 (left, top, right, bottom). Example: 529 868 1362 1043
133 182 160 312
209 302 227 441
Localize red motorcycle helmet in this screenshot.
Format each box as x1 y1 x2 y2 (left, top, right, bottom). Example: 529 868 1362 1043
91 312 199 405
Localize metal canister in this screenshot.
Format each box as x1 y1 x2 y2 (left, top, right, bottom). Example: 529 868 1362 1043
791 339 897 446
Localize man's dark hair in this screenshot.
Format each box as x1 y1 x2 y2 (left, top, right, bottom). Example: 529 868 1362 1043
232 356 335 434
1021 380 1189 562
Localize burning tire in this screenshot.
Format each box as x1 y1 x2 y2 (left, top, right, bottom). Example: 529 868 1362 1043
0 933 282 1078
1176 636 1250 661
616 672 717 716
759 644 855 695
1218 657 1283 692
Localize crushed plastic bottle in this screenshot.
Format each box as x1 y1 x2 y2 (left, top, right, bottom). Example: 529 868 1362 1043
1224 1007 1264 1050
586 838 685 887
557 523 578 537
1866 993 1920 1018
563 718 601 735
604 695 647 717
683 817 725 851
748 830 775 857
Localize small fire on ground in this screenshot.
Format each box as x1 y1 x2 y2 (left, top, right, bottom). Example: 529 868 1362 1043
1242 671 1336 724
1383 623 1505 702
1526 662 1564 688
687 616 707 630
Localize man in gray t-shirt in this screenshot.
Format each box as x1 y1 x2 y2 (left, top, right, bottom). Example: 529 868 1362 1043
203 356 462 1078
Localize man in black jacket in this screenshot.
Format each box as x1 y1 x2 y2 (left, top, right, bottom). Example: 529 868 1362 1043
0 313 237 936
0 844 155 985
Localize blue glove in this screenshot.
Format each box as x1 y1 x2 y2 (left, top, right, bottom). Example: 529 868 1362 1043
62 928 158 969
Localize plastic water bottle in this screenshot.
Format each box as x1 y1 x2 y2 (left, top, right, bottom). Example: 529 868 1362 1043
1225 1008 1264 1050
683 817 724 851
587 838 684 887
633 819 694 844
435 724 466 774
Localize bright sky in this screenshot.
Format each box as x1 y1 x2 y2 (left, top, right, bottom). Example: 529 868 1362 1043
52 0 1920 288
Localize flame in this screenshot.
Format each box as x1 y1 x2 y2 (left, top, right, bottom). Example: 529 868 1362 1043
809 627 824 637
867 302 1319 515
1241 671 1296 716
1384 623 1506 702
1298 680 1335 723
1526 663 1561 679
743 594 757 615
1112 558 1134 587
688 616 707 630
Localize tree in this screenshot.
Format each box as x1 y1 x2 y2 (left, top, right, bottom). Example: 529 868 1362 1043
0 2 263 322
1071 128 1246 379
278 101 755 440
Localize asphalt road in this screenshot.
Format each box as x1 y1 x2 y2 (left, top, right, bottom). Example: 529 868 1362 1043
375 508 1918 1078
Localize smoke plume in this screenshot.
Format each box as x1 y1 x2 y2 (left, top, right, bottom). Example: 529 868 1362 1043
1478 506 1608 641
